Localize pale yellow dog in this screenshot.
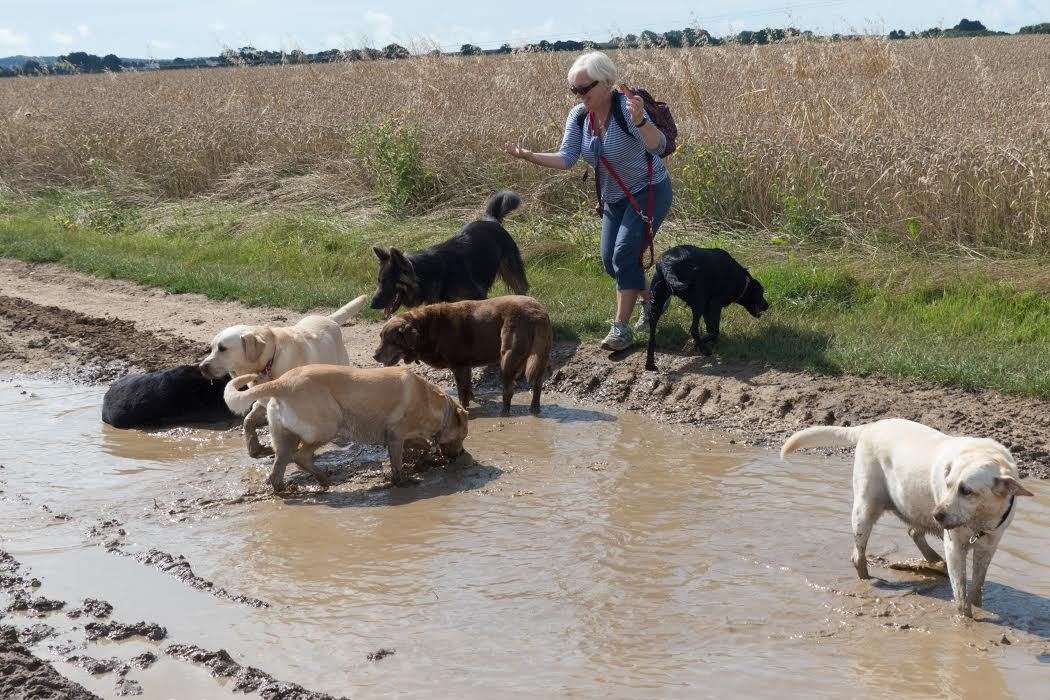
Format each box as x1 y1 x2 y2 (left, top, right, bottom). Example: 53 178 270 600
782 418 1032 617
200 295 367 456
224 365 469 492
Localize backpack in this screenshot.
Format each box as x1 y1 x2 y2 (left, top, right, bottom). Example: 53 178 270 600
575 87 678 158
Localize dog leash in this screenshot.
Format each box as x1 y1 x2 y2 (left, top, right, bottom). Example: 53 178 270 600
589 111 656 270
969 496 1016 544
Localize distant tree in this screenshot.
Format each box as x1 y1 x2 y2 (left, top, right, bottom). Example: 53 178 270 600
639 30 663 47
101 54 122 72
662 30 684 48
954 18 986 32
382 43 410 59
888 29 907 40
22 59 46 75
1018 23 1050 34
624 33 639 47
460 43 482 56
919 27 943 38
62 51 105 72
494 43 512 54
287 49 307 64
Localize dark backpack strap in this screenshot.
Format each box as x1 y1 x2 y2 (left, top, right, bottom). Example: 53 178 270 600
608 90 634 137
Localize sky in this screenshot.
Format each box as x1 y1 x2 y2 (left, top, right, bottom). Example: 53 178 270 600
0 0 1046 59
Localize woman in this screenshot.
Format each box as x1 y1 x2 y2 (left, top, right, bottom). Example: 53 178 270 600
505 51 672 351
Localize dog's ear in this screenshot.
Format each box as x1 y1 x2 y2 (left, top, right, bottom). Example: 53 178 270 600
995 475 1034 497
373 246 390 262
241 331 266 364
390 248 410 267
398 319 419 347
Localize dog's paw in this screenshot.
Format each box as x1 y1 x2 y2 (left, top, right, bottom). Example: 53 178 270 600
695 344 714 357
248 444 275 459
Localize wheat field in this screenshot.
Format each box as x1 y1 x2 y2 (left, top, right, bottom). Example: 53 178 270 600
1 36 1048 249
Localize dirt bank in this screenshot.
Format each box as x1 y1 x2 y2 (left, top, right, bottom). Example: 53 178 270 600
1 258 1047 478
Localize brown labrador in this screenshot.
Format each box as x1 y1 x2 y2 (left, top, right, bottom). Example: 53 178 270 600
373 295 552 415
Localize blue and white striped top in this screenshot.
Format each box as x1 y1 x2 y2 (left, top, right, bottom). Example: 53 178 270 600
558 99 669 204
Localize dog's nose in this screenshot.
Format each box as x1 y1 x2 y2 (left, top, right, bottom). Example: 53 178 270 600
933 510 947 524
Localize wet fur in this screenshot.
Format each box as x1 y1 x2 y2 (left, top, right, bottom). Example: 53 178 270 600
370 190 528 316
782 418 1033 617
102 365 233 429
224 365 469 490
645 245 769 371
373 295 552 416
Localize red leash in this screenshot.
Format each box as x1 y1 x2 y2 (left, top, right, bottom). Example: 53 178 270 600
589 111 656 270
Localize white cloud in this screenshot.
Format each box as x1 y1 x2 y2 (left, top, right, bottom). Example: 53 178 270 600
0 27 29 52
146 39 173 51
51 31 74 46
364 11 394 43
76 24 90 38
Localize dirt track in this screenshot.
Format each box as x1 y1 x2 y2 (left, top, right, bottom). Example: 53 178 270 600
1 257 1048 478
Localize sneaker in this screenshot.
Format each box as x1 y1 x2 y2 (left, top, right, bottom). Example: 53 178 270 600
634 298 652 332
600 321 634 351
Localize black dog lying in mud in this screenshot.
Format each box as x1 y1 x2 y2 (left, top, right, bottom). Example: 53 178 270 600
645 245 770 371
369 190 529 316
102 365 234 429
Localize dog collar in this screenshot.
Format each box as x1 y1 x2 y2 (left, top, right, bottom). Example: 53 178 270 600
969 495 1016 544
732 274 752 305
260 349 278 378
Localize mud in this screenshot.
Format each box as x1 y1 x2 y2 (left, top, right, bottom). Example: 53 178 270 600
132 549 269 609
18 623 57 646
83 621 166 643
65 655 131 676
0 625 100 700
165 644 347 700
66 599 113 620
0 294 200 383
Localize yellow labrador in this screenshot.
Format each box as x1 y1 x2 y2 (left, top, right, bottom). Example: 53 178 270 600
782 418 1032 617
224 365 469 491
200 295 367 457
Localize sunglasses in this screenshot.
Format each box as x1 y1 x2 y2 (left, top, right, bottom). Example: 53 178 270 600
569 80 599 97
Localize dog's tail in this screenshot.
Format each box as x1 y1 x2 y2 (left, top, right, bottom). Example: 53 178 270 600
661 263 691 296
328 294 368 325
525 316 553 386
483 190 521 223
781 425 862 459
224 373 283 415
498 240 529 295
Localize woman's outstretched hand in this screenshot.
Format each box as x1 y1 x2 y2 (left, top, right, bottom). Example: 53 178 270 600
504 142 532 161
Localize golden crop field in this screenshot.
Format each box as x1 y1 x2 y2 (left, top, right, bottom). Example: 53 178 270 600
1 36 1048 249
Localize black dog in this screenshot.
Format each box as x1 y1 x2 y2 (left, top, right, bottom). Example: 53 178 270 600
370 190 528 316
102 365 234 429
645 245 769 371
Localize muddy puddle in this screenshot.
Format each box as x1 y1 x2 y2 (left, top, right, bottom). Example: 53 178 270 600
2 374 1049 698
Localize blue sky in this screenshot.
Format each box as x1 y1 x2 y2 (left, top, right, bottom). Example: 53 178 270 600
0 1 1045 59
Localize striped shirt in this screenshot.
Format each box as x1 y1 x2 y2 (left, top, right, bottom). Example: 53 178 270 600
558 99 669 204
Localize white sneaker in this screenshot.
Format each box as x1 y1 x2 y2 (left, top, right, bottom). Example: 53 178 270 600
600 321 634 351
634 299 652 332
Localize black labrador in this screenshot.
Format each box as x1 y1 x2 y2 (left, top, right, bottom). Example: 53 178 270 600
102 365 234 429
370 190 528 316
645 245 769 371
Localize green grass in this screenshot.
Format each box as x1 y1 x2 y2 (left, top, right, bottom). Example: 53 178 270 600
1 189 1048 398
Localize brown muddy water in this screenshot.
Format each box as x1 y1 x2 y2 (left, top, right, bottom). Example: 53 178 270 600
2 375 1049 699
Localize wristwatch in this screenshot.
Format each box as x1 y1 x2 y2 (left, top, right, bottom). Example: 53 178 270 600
635 116 648 128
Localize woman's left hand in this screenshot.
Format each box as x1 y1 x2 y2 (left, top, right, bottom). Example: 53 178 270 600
626 93 645 126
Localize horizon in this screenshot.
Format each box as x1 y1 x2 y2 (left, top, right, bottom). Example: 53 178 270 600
1 0 1046 61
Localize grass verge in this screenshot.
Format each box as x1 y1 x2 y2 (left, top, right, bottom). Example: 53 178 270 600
1 190 1048 398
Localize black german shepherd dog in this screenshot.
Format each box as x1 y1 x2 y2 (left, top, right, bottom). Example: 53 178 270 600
645 245 770 371
370 190 528 316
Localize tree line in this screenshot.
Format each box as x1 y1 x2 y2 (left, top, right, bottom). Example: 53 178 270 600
2 18 1047 78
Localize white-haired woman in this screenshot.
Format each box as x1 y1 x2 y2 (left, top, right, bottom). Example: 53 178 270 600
505 50 673 351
